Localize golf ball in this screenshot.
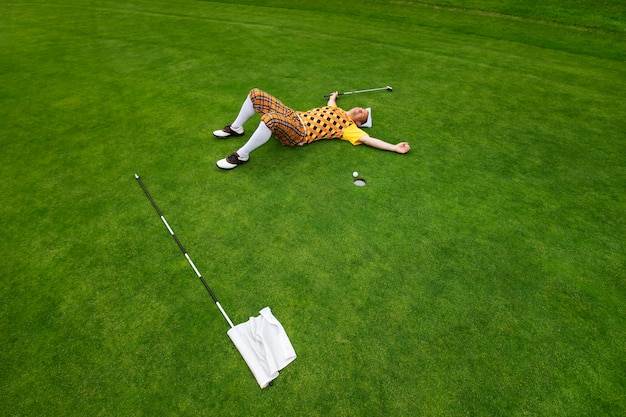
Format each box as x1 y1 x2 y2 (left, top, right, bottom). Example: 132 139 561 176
353 171 359 178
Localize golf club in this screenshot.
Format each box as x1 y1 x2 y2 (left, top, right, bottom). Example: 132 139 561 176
324 85 392 97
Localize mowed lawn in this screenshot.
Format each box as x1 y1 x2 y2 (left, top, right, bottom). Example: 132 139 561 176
1 0 624 416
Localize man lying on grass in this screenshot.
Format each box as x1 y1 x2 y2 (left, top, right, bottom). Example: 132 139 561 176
213 88 410 170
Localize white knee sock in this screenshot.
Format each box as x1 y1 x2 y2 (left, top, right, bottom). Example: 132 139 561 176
232 96 256 130
237 122 271 159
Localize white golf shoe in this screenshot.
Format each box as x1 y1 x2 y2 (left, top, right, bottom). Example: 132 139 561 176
213 125 244 138
217 152 249 170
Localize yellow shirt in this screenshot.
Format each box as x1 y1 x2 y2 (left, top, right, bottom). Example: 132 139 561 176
341 124 367 145
297 105 365 145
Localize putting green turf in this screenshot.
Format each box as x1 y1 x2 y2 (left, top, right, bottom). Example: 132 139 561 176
1 0 625 415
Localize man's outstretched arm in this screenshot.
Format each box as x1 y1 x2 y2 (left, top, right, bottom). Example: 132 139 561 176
359 135 410 154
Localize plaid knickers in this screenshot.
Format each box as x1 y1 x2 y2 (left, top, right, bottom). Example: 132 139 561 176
249 88 306 146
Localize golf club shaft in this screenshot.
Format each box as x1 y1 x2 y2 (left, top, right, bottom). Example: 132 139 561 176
134 174 235 328
324 86 392 98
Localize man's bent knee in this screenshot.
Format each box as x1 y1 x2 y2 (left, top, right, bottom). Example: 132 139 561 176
249 88 263 100
261 113 279 129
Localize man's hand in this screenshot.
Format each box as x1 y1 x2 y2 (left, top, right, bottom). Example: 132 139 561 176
327 91 339 106
395 142 410 154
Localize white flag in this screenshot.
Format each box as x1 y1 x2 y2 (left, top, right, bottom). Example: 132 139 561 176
227 307 297 388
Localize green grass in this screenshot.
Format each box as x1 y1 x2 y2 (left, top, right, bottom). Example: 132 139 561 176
1 0 625 415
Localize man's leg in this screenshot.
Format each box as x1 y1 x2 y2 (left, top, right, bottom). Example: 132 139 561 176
216 122 271 170
214 89 287 138
215 91 305 170
231 96 256 131
237 122 272 158
213 93 256 138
